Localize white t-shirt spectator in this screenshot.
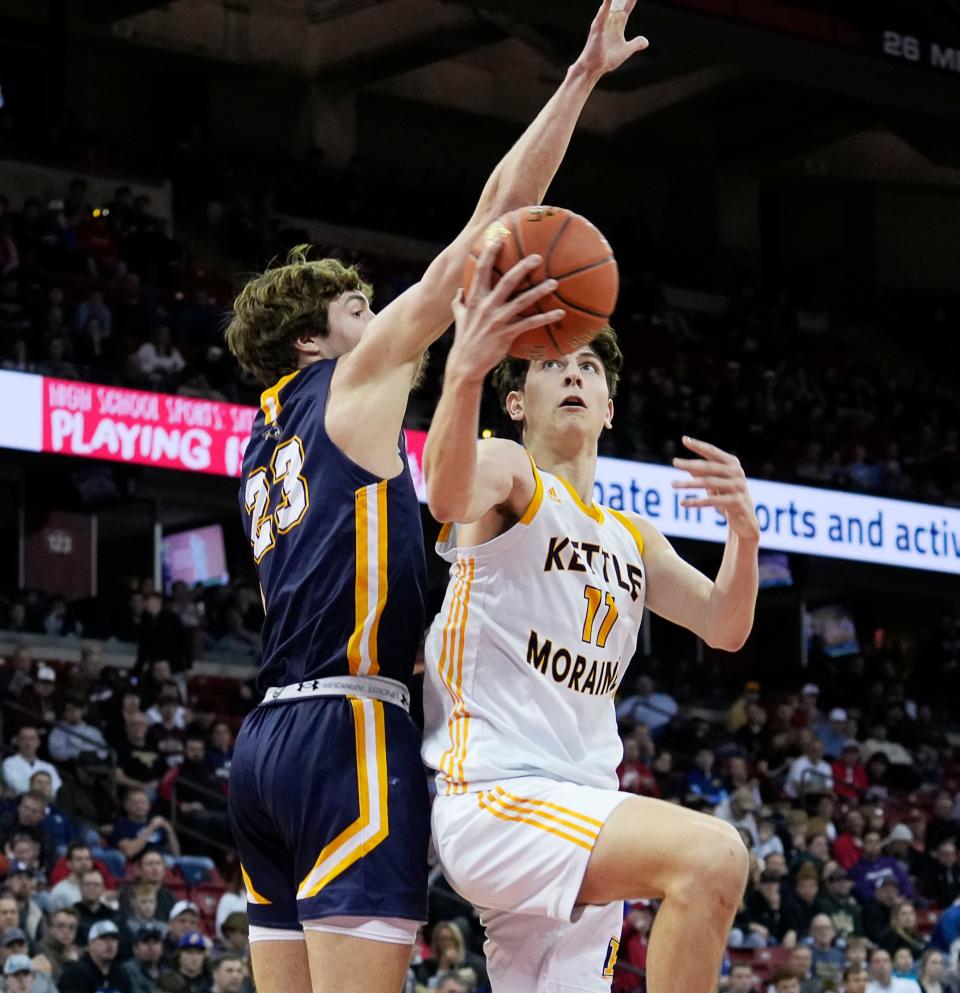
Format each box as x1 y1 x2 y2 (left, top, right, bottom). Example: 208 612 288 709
136 341 185 377
215 890 246 938
615 691 679 734
866 977 922 993
785 755 834 798
48 877 82 912
1 753 63 796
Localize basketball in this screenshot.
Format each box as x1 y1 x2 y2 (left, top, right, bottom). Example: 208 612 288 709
462 205 619 360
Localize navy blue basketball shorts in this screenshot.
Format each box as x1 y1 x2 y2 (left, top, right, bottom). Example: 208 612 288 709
228 695 430 929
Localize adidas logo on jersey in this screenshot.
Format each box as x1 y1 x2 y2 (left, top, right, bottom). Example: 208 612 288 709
547 486 562 504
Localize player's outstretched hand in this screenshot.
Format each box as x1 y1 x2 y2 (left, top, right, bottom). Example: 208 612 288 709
671 436 761 542
448 236 564 383
577 0 649 79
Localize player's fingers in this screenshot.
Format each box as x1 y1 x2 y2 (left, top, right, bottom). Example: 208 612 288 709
451 289 467 323
682 435 738 464
506 309 566 337
680 495 741 508
671 477 735 491
672 458 732 477
493 253 543 303
498 278 558 320
628 34 650 52
468 235 503 305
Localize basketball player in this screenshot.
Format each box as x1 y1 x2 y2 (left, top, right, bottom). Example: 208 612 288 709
223 4 649 993
420 240 760 992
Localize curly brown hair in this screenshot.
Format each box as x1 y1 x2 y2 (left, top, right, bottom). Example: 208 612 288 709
491 326 623 433
224 245 372 386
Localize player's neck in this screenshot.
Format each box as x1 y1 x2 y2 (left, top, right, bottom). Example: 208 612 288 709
526 438 598 506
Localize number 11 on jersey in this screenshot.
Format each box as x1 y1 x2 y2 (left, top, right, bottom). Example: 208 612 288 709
582 585 618 648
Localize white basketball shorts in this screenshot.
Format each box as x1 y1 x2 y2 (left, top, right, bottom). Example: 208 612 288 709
432 776 631 993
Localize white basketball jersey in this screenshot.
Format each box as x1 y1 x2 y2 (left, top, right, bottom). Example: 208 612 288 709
422 460 646 795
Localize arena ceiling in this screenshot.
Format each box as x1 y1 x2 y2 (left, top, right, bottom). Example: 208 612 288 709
66 0 960 168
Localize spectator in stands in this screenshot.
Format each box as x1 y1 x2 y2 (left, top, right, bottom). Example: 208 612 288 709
213 871 244 942
204 723 233 790
37 907 81 983
59 919 131 993
164 736 228 841
920 840 960 908
48 843 94 912
134 327 185 389
72 291 112 338
786 735 834 799
853 832 915 902
2 728 62 798
433 975 473 993
816 866 863 939
112 787 180 859
72 869 122 946
770 967 801 993
120 924 165 993
878 902 926 960
0 792 56 873
616 735 659 797
716 787 760 846
116 711 167 794
118 850 177 922
164 903 201 962
615 675 678 736
833 742 869 802
844 965 869 993
784 865 822 940
684 749 728 806
862 878 905 944
925 794 960 852
124 880 167 938
808 913 847 987
735 702 770 762
3 862 42 941
0 646 35 699
16 666 61 730
165 933 211 993
835 810 867 870
893 949 919 983
29 769 76 852
916 949 956 993
0 901 18 938
216 914 247 957
48 698 110 764
727 962 760 993
611 901 651 993
0 930 58 993
2 955 38 993
815 709 851 760
209 955 244 993
137 595 187 674
414 922 486 990
746 870 795 946
866 948 921 993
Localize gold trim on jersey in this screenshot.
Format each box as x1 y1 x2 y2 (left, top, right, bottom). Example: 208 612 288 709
241 864 272 905
477 788 599 851
437 558 475 795
607 507 645 557
518 453 544 525
347 481 389 677
554 474 604 524
260 370 301 426
297 698 389 899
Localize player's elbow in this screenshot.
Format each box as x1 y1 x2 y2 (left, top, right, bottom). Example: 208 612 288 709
426 486 466 526
705 626 751 653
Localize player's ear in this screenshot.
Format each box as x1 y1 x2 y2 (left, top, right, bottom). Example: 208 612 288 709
505 390 524 423
293 333 322 357
604 398 614 431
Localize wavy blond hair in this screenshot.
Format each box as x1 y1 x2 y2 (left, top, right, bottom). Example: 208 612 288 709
225 245 372 385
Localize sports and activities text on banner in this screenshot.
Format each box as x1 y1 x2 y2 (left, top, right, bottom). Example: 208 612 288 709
0 370 958 576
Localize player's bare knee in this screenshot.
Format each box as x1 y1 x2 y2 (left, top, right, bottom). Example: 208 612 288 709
670 820 748 914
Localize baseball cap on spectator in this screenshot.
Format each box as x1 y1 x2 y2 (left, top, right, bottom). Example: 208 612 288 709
177 932 207 950
5 861 36 878
842 740 860 753
135 924 165 942
1 928 27 947
883 824 913 846
731 787 758 811
802 684 819 696
169 900 199 921
89 921 120 941
36 665 57 682
3 955 32 977
828 708 847 721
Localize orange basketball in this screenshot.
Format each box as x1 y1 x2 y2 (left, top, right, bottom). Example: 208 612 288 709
462 205 619 360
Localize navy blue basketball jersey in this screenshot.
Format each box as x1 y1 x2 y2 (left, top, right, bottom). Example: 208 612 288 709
239 360 427 694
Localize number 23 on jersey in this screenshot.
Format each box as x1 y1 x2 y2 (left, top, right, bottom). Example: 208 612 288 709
244 436 310 562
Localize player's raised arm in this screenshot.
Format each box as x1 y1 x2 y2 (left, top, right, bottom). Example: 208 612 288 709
634 438 760 651
341 0 648 383
423 239 563 524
